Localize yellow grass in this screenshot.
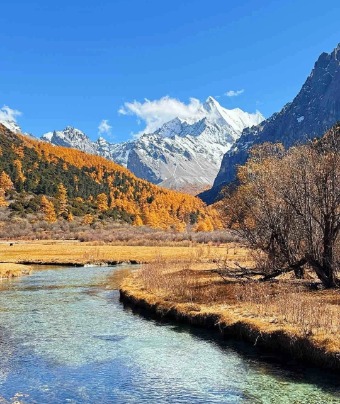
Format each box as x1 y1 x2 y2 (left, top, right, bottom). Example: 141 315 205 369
0 263 33 278
0 240 251 265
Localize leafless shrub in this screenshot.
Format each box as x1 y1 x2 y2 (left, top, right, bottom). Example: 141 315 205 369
0 210 239 246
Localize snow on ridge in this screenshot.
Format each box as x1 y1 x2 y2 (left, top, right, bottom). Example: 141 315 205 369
201 96 264 134
154 96 264 141
40 96 265 190
203 96 264 133
41 131 54 141
0 119 21 133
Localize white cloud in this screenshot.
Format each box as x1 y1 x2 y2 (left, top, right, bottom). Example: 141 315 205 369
0 105 21 123
118 96 205 136
225 89 244 97
98 119 112 136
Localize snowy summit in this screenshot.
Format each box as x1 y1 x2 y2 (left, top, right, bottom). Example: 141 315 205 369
41 97 264 193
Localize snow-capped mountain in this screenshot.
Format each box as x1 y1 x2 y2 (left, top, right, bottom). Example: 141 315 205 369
41 126 97 154
200 43 340 203
121 99 263 191
0 116 35 138
41 97 263 193
0 118 21 133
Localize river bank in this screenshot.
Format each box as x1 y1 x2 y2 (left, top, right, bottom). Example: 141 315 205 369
0 263 33 279
119 265 340 372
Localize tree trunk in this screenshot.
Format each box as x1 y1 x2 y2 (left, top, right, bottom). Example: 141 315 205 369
307 256 339 288
320 218 338 288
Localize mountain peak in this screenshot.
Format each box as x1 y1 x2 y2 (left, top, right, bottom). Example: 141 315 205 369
205 95 219 104
0 119 21 134
41 126 96 154
203 42 340 204
333 43 340 60
203 96 223 112
63 126 85 134
41 96 264 192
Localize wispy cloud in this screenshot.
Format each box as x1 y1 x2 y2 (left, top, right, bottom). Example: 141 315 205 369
0 105 22 123
98 119 112 136
225 89 244 97
118 96 205 136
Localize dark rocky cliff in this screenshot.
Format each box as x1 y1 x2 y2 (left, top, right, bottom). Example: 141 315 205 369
200 43 340 204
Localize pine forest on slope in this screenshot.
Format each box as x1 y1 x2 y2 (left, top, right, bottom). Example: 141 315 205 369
0 124 221 231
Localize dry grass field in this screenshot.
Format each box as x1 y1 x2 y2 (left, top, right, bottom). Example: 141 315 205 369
0 263 33 278
0 239 251 266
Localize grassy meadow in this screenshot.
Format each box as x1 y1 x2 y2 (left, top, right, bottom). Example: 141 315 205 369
0 262 33 278
0 238 248 265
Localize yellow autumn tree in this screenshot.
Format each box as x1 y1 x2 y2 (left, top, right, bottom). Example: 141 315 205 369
0 190 7 207
0 171 13 191
0 172 13 206
143 207 161 228
96 193 109 211
83 214 94 225
67 212 74 222
173 220 186 232
41 196 57 223
133 214 144 226
195 216 214 232
13 159 26 183
56 183 68 217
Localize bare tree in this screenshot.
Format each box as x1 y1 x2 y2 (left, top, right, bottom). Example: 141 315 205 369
223 124 340 288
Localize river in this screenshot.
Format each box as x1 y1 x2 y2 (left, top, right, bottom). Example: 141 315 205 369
0 265 338 403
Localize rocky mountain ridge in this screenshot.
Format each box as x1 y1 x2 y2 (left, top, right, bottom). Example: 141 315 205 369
200 43 340 203
0 118 22 134
41 97 263 193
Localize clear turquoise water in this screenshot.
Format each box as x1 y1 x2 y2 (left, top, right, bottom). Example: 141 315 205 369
0 265 338 403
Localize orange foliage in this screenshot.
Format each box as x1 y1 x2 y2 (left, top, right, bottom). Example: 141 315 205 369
41 196 57 223
20 134 222 231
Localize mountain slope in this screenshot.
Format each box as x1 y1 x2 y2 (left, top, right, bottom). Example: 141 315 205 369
0 124 221 230
122 98 263 192
200 43 340 204
41 97 263 193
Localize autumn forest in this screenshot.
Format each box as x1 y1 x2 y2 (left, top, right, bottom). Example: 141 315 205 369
0 124 221 233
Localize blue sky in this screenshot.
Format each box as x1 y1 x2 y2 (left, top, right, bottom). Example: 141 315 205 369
1 0 339 142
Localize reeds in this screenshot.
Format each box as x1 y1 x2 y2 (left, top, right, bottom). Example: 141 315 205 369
137 258 340 338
